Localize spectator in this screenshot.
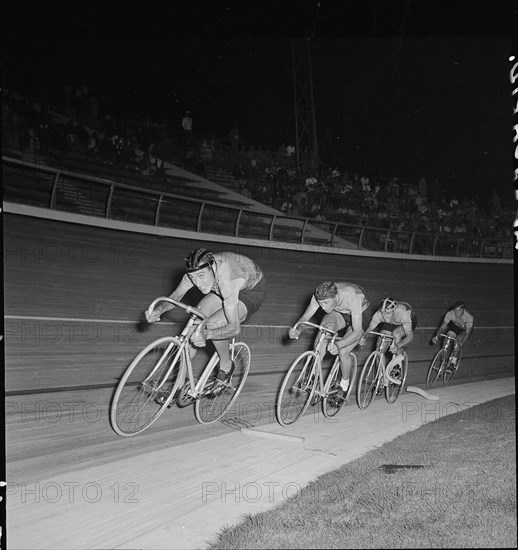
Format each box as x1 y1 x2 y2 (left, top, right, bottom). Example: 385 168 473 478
229 125 240 153
181 111 193 145
37 104 51 156
200 138 214 164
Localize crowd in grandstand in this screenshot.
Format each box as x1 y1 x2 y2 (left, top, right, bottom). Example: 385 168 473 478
2 85 512 241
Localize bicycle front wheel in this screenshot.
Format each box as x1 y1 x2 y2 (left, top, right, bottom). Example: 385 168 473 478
426 349 446 387
276 351 317 426
323 354 357 418
195 342 251 424
385 352 408 403
357 352 380 410
110 336 185 436
444 347 462 383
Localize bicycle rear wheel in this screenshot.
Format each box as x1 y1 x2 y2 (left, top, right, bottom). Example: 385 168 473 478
444 347 462 383
110 336 185 436
276 351 317 426
426 349 446 388
386 353 408 403
357 352 380 410
323 354 357 418
195 342 251 424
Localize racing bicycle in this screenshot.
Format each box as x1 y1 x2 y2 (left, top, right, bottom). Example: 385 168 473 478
357 331 408 409
276 320 358 426
426 333 462 387
110 297 251 436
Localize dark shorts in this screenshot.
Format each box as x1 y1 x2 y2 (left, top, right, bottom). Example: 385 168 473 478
326 304 372 334
239 276 266 321
377 312 418 333
446 320 464 336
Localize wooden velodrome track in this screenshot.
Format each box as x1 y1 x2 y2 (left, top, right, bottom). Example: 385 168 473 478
4 211 514 536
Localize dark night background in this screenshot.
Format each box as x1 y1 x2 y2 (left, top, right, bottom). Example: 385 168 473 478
2 0 517 204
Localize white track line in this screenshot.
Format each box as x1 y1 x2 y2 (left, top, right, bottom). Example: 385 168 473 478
3 315 511 331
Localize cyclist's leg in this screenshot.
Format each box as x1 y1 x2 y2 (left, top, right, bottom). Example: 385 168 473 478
337 326 356 381
207 280 265 373
318 311 346 354
392 324 405 348
320 312 348 390
450 328 464 359
200 299 248 372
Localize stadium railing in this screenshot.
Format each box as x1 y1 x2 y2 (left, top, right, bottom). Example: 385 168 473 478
2 156 512 260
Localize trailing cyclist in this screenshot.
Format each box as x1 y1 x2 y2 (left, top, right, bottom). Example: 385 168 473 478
145 248 265 384
432 301 473 369
288 281 369 402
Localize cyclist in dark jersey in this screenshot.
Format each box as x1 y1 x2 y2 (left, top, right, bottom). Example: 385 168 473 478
432 301 473 365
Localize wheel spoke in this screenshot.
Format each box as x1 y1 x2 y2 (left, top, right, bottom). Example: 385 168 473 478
195 343 250 424
277 352 316 426
386 354 407 404
357 353 379 409
110 337 184 436
426 349 445 387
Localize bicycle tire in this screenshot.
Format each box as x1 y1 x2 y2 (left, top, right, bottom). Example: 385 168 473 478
195 342 251 424
357 352 380 410
323 354 357 418
276 351 317 426
426 349 446 387
386 352 408 404
444 347 462 383
110 336 185 436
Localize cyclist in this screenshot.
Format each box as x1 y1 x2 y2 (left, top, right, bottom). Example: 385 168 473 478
360 297 417 363
288 281 369 401
145 248 265 383
432 301 473 368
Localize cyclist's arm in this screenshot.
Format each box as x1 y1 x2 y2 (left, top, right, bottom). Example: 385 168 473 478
398 312 414 349
434 323 448 340
433 312 451 340
364 310 381 334
458 318 473 346
337 300 364 349
160 274 193 315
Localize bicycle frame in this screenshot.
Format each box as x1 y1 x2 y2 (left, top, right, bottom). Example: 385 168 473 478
292 320 340 397
145 296 211 400
366 331 403 387
439 333 457 360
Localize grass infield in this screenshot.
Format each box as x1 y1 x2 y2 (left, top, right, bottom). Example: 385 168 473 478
208 394 516 549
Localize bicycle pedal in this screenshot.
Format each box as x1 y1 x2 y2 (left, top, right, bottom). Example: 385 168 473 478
177 382 197 408
155 393 176 408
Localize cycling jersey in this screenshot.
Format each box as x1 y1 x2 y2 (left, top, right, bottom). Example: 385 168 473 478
309 282 369 314
370 301 414 328
174 252 264 309
443 308 474 332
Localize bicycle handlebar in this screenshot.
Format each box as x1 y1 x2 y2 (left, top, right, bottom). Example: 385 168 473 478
439 333 457 341
365 330 395 341
147 296 208 321
292 320 337 337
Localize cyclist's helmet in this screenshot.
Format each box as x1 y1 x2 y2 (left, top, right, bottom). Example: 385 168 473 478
380 297 397 313
314 281 338 301
185 248 215 273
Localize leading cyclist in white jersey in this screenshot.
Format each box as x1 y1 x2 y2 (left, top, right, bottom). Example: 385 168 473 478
146 248 265 382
